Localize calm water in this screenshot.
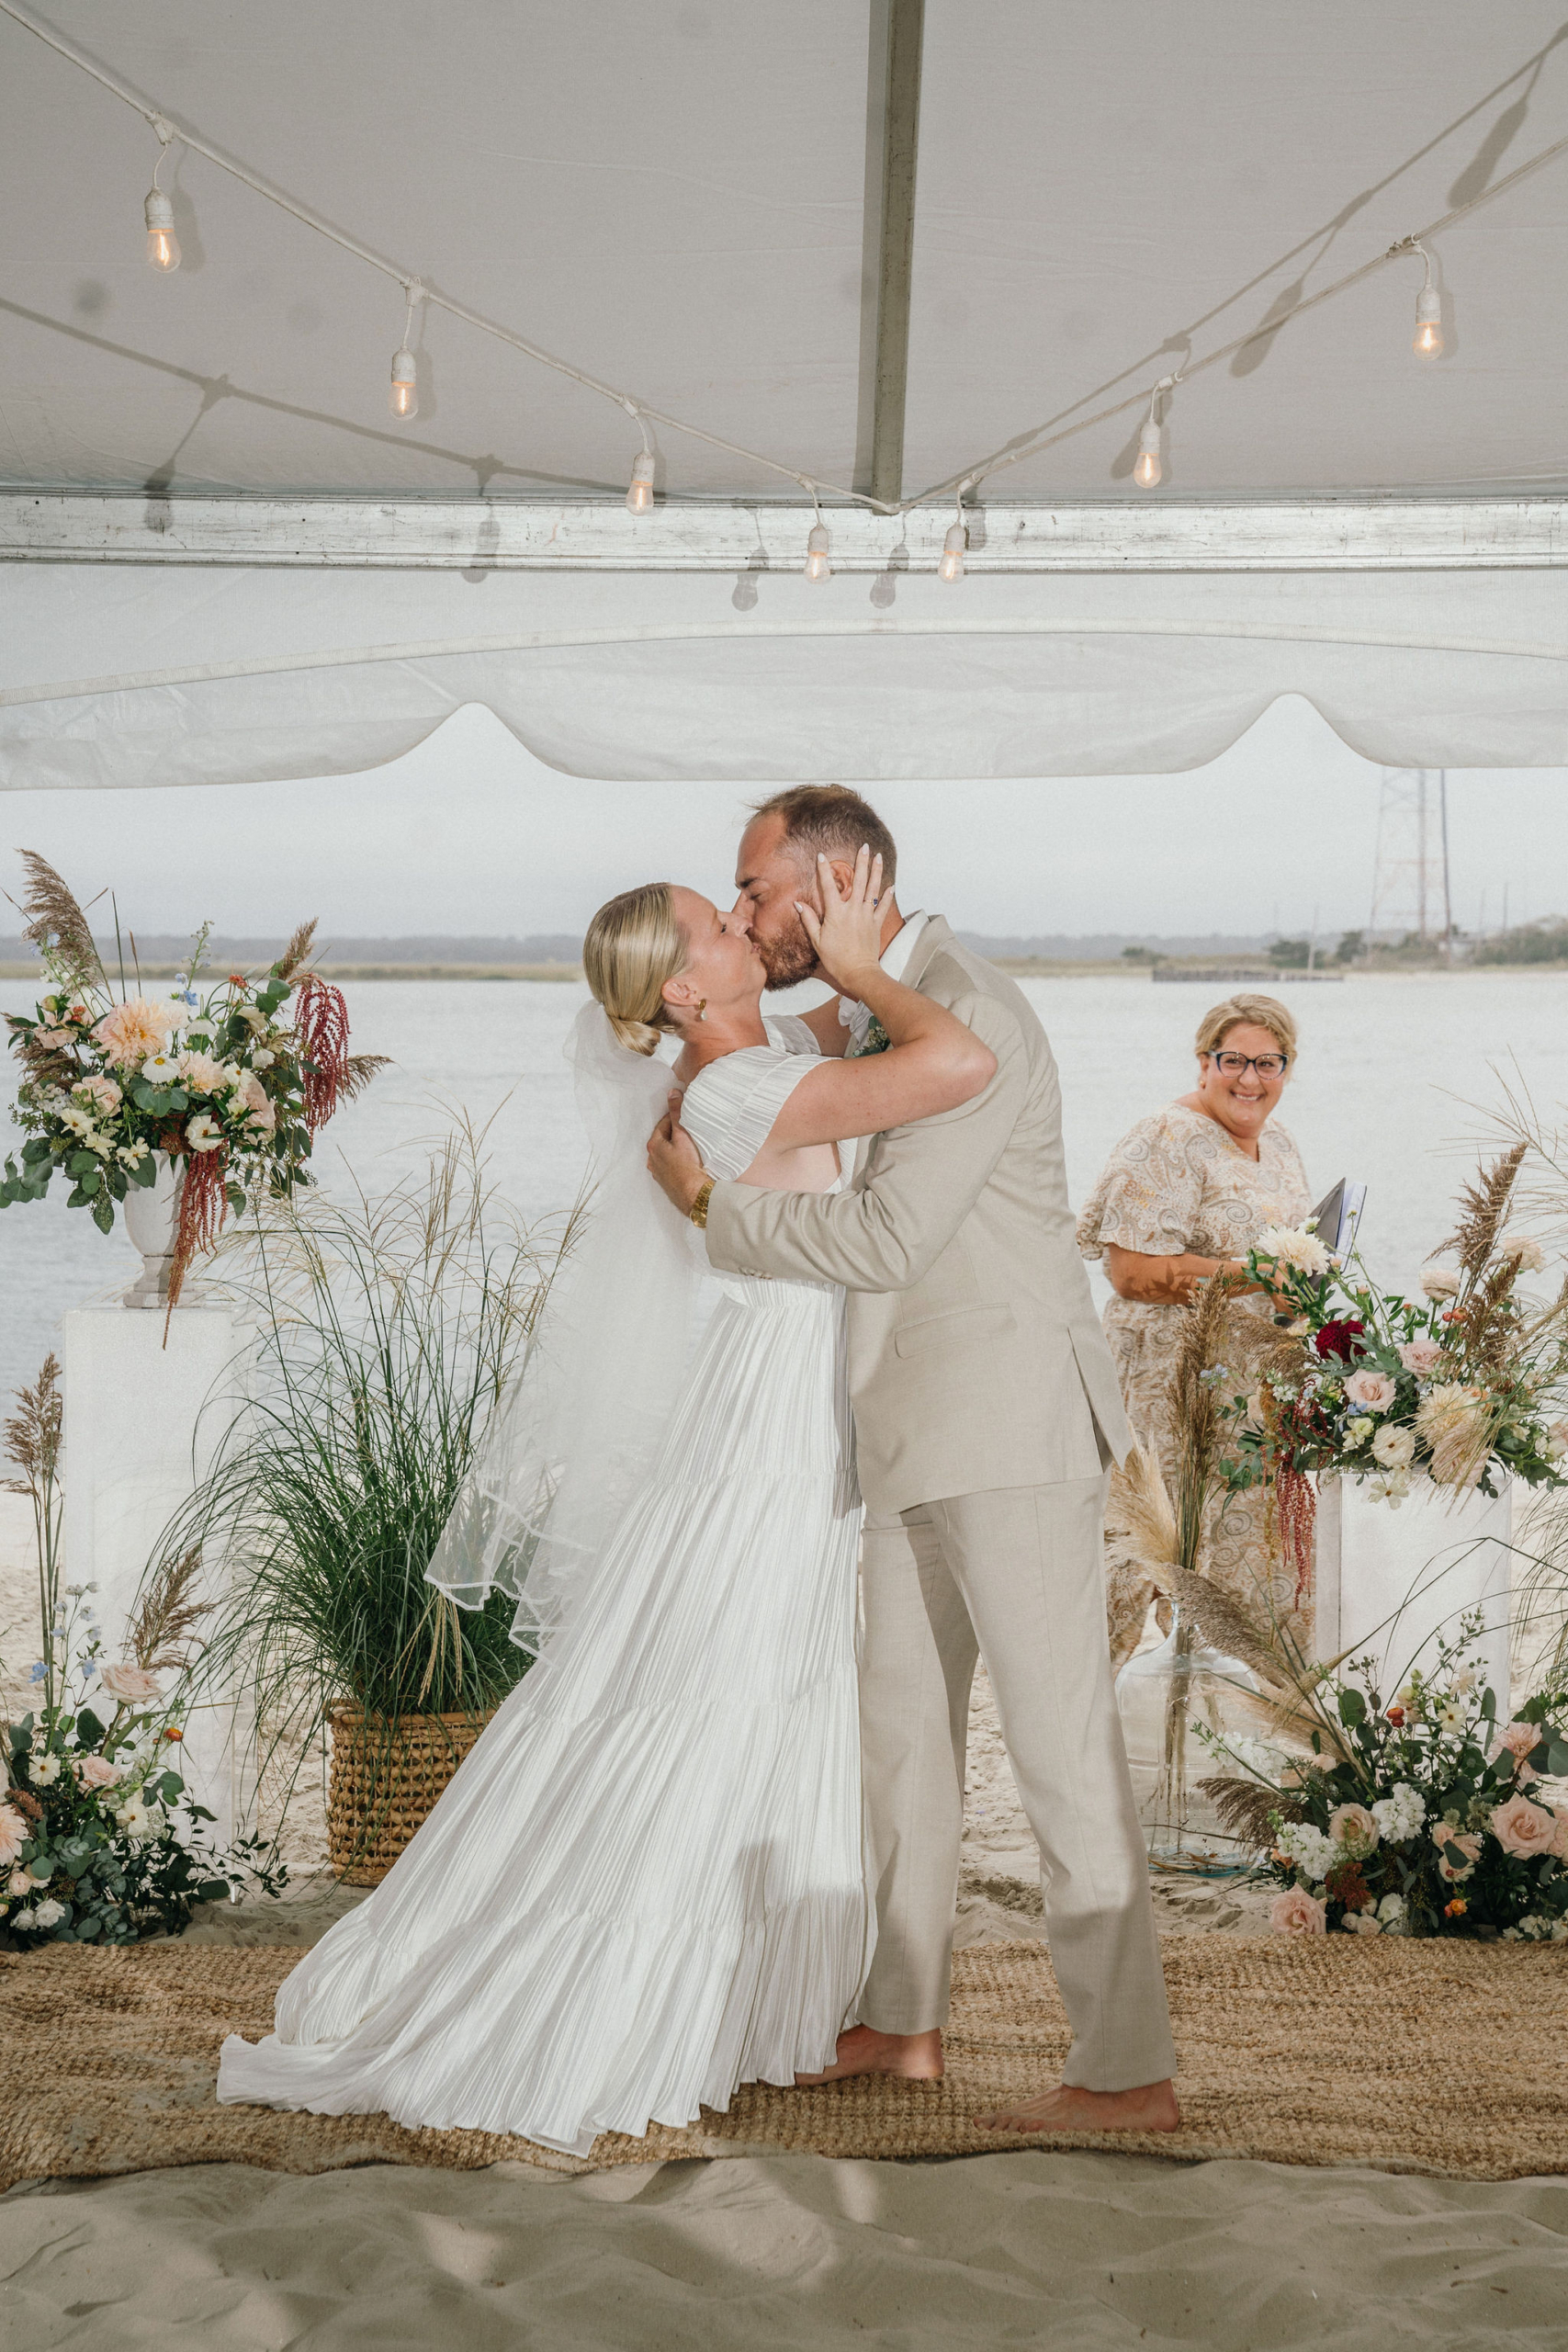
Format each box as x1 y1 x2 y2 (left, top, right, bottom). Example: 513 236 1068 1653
3 969 1566 1401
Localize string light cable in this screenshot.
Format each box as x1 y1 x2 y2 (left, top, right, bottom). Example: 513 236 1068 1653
4 0 1568 554
911 135 1568 511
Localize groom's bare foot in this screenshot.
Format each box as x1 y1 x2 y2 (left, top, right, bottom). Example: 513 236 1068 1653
975 2076 1180 2134
795 2024 944 2086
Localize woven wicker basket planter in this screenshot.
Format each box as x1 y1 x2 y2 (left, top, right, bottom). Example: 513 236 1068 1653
327 1705 495 1886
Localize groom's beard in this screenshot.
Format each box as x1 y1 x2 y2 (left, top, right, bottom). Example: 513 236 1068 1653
756 924 818 991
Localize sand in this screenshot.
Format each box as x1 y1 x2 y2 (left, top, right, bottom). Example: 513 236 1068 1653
6 1495 1563 2341
6 2152 1568 2348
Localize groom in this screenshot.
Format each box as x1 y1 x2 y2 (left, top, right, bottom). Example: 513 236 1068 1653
648 785 1177 2132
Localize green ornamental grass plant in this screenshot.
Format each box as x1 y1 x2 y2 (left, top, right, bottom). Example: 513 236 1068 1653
152 1119 574 1842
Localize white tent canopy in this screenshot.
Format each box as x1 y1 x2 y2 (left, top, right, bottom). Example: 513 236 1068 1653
2 2 1566 786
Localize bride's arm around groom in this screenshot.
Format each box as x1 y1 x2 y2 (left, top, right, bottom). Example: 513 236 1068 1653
649 804 1178 2135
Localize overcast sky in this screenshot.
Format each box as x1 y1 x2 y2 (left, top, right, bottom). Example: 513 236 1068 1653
3 694 1564 946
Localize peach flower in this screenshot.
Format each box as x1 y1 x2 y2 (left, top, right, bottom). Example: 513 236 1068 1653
1398 1339 1443 1376
75 1753 121 1791
1491 1720 1541 1773
1490 1794 1559 1860
180 1050 238 1096
0 1803 27 1868
92 997 180 1069
1327 1802 1380 1856
1345 1370 1397 1413
98 1662 162 1704
237 1069 276 1134
1269 1888 1326 1937
73 1074 123 1115
1431 1826 1481 1882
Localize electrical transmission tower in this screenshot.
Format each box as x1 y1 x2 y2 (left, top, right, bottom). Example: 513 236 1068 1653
1366 769 1454 959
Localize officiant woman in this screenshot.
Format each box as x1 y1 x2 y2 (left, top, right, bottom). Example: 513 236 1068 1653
1077 993 1313 1668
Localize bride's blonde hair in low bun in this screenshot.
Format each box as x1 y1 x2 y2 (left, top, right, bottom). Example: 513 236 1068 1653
583 883 690 1056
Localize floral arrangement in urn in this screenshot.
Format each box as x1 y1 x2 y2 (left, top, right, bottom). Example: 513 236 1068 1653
0 1358 285 1950
1197 1616 1568 1941
0 854 385 1303
1214 1145 1568 1587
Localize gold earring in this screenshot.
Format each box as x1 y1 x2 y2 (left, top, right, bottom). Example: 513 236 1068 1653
695 998 707 1021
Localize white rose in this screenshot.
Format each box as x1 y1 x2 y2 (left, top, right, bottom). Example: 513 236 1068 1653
1419 1265 1461 1300
11 1906 37 1931
31 1752 61 1787
1377 1893 1407 1925
1371 1424 1416 1469
30 1896 65 1928
1498 1230 1544 1273
250 1046 276 1069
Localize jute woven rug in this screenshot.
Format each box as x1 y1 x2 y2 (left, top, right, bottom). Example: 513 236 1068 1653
4 1935 1567 2190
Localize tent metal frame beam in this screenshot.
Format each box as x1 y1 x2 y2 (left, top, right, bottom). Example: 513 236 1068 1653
0 494 1564 571
856 0 926 508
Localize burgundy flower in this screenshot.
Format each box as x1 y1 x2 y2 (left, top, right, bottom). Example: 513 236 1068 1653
1314 1317 1366 1363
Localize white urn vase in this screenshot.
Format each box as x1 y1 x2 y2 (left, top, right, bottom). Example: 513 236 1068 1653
121 1152 185 1308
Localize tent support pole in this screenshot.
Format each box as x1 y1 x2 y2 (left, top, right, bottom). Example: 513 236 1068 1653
855 0 925 509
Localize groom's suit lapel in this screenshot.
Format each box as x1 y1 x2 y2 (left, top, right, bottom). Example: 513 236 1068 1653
850 914 953 1184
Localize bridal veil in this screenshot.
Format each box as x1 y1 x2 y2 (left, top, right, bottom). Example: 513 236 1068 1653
426 1001 712 1651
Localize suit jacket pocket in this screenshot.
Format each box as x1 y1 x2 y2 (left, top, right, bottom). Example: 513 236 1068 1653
893 1304 1017 1359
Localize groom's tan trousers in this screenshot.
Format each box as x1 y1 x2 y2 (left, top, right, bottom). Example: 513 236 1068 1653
858 1473 1177 2092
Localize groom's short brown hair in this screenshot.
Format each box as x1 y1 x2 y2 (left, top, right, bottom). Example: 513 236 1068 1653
747 785 897 888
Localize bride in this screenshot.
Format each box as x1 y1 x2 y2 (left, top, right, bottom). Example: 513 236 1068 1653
217 848 994 2155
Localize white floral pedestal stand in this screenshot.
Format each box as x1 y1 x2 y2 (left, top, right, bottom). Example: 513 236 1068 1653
1314 1475 1513 1713
62 1159 247 1843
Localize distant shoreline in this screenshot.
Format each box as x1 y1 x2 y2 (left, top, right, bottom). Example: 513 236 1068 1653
2 960 1563 986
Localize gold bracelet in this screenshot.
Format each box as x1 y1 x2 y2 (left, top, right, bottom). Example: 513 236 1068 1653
687 1176 716 1229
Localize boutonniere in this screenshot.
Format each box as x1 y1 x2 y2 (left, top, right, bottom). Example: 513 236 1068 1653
847 1014 891 1058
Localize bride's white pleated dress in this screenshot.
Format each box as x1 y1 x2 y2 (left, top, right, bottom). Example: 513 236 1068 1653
217 1032 871 2156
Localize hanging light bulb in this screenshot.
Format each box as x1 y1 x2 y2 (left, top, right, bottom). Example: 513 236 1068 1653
389 347 418 420
388 282 423 420
142 123 180 270
938 522 966 582
1134 415 1163 490
626 450 655 514
804 521 831 582
1412 246 1444 357
143 186 181 272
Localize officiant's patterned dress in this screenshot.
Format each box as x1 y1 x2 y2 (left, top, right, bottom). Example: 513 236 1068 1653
1077 1102 1312 1669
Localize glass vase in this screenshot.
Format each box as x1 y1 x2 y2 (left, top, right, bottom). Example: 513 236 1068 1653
1114 1606 1272 1874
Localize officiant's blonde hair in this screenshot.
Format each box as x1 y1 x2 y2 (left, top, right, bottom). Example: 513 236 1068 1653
1195 993 1297 1061
584 883 688 1056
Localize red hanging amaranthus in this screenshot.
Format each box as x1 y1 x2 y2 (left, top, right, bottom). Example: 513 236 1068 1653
295 974 351 1132
1277 1459 1318 1607
166 1142 230 1313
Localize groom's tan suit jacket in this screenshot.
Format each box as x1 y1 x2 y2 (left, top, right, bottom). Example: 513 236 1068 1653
705 916 1133 1515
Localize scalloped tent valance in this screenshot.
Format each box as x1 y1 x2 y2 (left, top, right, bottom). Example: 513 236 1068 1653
1 536 1565 787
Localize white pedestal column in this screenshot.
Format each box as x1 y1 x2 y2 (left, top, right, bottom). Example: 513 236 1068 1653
1314 1476 1512 1712
62 1302 245 1841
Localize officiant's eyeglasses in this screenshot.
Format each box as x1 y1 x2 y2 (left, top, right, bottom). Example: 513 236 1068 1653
1208 1050 1290 1080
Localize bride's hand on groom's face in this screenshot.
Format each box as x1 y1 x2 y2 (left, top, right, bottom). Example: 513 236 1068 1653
795 846 884 997
648 1091 709 1214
